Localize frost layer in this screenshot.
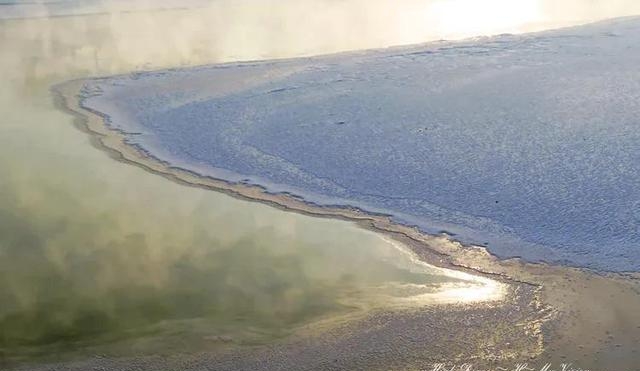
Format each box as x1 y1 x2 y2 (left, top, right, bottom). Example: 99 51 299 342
82 18 640 271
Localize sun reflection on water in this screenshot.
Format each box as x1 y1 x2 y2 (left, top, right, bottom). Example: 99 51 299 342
375 236 507 306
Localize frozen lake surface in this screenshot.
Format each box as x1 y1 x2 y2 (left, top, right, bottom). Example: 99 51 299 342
82 17 640 272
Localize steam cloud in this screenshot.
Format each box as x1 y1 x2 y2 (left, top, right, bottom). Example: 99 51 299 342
2 0 640 76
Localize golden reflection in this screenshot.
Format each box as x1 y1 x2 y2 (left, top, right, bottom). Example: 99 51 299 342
379 237 506 305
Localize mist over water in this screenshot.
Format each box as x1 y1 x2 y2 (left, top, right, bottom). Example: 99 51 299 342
0 157 452 360
3 0 640 64
1 79 465 361
0 3 480 363
3 0 640 76
1 0 638 365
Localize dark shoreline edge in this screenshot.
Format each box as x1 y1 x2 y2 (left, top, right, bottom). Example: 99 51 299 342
46 78 640 370
53 77 544 286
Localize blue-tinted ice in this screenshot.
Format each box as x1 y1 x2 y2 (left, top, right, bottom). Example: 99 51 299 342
81 18 640 272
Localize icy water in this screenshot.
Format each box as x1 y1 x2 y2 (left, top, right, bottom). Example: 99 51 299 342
0 10 493 366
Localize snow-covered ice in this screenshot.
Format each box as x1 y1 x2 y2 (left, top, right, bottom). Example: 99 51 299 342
81 17 640 272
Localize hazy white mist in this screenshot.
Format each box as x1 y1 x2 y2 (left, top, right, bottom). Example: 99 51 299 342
2 0 640 77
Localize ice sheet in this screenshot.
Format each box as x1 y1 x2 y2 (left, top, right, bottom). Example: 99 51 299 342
81 17 640 271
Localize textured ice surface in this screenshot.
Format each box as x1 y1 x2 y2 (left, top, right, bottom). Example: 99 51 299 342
81 18 640 272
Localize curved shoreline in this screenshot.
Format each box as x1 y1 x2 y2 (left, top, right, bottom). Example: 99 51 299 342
52 79 533 282
50 78 640 370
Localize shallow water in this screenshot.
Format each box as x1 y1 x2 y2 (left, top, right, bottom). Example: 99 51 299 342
0 9 497 366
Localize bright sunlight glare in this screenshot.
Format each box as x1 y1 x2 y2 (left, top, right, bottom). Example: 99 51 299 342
428 0 546 39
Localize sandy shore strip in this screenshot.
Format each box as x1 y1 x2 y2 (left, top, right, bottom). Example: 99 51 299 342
34 78 640 371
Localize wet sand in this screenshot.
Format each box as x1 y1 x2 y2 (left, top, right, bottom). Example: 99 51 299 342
37 78 640 371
